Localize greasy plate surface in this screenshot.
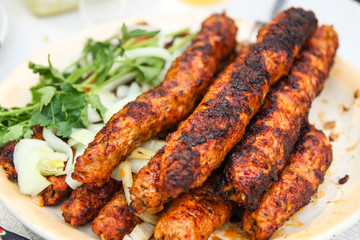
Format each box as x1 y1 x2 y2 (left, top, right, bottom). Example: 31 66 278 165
0 14 360 240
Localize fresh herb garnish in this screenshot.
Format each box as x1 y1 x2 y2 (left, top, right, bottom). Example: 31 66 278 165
0 23 196 146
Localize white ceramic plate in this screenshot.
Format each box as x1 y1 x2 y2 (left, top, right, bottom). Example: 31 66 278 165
1 14 360 240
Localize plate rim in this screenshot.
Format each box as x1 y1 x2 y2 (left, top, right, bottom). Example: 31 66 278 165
0 13 360 240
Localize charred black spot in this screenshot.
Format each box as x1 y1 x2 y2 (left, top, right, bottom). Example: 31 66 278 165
165 145 201 191
125 101 154 124
191 43 212 56
254 8 317 62
149 88 167 98
179 131 207 147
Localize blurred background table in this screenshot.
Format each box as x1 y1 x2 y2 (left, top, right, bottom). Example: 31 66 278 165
0 0 360 239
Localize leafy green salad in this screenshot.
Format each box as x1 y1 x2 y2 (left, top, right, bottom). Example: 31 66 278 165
0 24 194 146
0 23 195 196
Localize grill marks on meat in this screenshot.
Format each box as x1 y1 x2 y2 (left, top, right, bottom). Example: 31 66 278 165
218 25 339 209
72 13 238 186
61 179 121 226
154 176 232 240
130 148 170 214
242 125 332 240
158 8 318 198
92 189 142 240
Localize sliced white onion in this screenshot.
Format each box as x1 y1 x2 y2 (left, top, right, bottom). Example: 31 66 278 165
65 144 86 189
43 128 73 162
127 158 150 174
119 160 133 204
38 152 68 176
123 235 134 240
110 165 122 181
116 85 130 99
134 212 158 226
43 128 82 189
69 128 96 146
117 160 158 225
88 123 105 133
13 139 66 196
64 128 97 189
128 147 156 159
103 72 137 91
104 92 142 123
124 47 173 62
87 106 102 123
112 139 165 179
128 81 141 96
129 222 155 240
140 139 166 151
98 89 118 109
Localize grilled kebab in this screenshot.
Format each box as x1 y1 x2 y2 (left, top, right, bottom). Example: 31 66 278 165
218 25 339 209
72 13 238 186
0 126 71 206
61 179 121 226
158 8 318 199
92 189 142 240
154 174 232 240
130 147 169 214
242 125 332 240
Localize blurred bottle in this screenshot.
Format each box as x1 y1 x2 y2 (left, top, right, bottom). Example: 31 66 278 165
27 0 78 17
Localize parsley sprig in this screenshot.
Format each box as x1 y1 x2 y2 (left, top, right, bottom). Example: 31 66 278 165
0 23 197 146
0 24 162 145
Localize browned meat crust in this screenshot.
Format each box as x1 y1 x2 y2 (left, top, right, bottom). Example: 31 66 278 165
0 125 44 181
38 175 71 206
242 125 332 240
72 13 238 186
92 189 142 240
154 177 232 240
218 25 339 209
130 148 169 214
158 8 318 198
0 140 18 181
0 126 71 206
61 179 121 226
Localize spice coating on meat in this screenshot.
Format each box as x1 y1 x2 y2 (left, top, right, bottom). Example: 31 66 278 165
61 179 121 226
154 178 232 240
158 8 318 197
92 190 142 240
0 141 18 181
130 147 171 214
39 175 71 206
242 125 332 240
72 14 238 186
218 25 339 209
0 126 71 206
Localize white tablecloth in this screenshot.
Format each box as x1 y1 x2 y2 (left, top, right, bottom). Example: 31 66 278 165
1 0 360 239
